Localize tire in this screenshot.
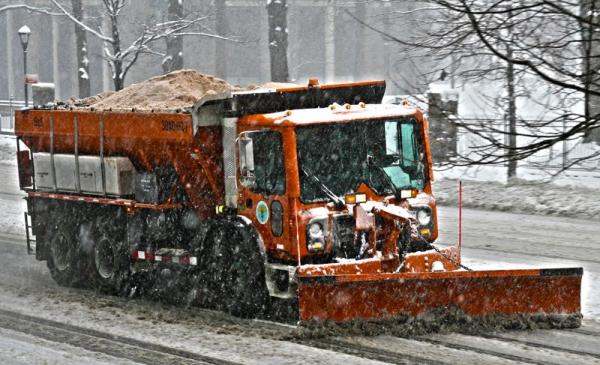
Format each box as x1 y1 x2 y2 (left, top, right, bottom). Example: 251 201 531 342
201 220 269 318
46 225 80 287
87 211 130 294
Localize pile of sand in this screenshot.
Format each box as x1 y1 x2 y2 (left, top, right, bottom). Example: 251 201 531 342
91 70 241 110
68 70 299 111
245 81 299 90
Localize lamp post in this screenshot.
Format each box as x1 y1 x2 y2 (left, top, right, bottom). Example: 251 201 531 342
18 25 31 107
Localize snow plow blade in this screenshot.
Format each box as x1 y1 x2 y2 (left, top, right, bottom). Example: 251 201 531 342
297 267 583 326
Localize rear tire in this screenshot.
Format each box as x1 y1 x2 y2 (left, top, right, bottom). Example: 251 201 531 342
46 225 80 287
87 210 130 294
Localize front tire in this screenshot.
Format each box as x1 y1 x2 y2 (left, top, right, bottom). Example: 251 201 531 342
201 220 269 318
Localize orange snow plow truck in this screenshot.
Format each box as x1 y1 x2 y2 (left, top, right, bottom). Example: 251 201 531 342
14 79 582 326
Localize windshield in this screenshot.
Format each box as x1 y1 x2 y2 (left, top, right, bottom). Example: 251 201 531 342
296 118 425 203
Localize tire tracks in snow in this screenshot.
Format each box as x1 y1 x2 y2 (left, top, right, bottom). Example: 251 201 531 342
0 308 240 365
481 333 600 359
418 332 600 365
298 337 446 365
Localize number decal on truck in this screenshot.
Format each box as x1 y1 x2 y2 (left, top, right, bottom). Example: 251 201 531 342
161 120 187 132
256 200 269 224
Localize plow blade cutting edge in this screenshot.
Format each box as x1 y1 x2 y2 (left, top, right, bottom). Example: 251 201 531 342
297 267 583 326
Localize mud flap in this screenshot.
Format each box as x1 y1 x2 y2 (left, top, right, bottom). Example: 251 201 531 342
297 267 583 326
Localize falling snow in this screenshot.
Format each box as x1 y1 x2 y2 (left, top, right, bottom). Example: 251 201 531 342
1 1 599 363
78 68 89 80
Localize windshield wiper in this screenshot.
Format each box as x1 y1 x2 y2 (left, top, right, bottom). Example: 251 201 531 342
367 155 402 201
301 166 346 208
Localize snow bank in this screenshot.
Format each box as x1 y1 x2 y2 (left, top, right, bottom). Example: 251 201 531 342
0 135 16 166
434 178 600 221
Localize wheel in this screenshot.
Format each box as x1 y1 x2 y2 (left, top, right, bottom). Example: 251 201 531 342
91 234 127 293
201 220 269 318
86 211 130 294
46 225 80 287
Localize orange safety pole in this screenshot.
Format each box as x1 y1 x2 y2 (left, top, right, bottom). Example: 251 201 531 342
458 180 462 258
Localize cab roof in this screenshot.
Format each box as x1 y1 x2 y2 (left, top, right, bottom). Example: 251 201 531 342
240 103 423 127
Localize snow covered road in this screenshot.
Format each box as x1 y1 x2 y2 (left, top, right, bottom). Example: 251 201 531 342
437 206 600 318
0 156 599 363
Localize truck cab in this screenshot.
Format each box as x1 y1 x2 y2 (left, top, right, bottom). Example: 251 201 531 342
210 85 446 299
236 103 437 261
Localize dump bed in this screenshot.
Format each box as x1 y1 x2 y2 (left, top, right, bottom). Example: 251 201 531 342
15 108 225 219
15 109 195 156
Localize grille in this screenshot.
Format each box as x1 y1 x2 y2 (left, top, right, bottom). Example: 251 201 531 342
332 214 356 258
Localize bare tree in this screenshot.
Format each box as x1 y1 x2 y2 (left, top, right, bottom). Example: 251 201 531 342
50 0 234 91
355 1 600 174
267 0 289 82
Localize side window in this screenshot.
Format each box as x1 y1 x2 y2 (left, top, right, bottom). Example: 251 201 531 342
239 130 286 196
384 121 399 156
400 123 417 167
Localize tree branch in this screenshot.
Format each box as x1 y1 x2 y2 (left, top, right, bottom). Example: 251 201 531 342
50 0 113 42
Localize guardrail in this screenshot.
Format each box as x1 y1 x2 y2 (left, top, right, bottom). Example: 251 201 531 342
0 100 25 112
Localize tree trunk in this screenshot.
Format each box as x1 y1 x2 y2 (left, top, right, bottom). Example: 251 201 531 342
506 57 517 179
163 0 184 73
267 0 289 82
354 2 366 80
582 0 600 143
506 16 517 179
71 0 91 97
109 12 124 91
214 0 227 79
113 60 124 91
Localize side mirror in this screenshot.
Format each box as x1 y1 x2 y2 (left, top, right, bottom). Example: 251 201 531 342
238 135 256 187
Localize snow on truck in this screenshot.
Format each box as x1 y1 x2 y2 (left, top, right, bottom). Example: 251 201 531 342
13 71 583 326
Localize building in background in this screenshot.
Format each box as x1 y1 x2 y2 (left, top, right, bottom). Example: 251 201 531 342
0 0 430 102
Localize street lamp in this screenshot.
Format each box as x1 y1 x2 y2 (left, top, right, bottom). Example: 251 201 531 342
18 25 31 107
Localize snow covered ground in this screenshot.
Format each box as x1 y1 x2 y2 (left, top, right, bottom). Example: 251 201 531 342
0 135 16 167
0 327 139 365
0 135 25 237
434 176 600 220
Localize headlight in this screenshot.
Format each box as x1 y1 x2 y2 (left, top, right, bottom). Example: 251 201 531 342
416 209 431 226
306 218 327 253
308 223 323 239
